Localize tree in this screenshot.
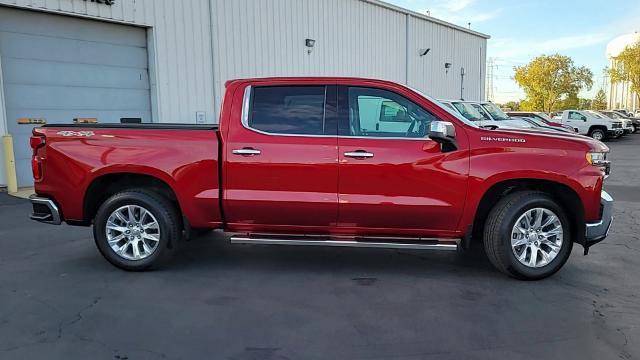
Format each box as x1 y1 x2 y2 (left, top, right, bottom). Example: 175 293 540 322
609 41 640 105
592 89 607 110
514 54 593 112
502 101 520 111
559 93 592 110
579 98 593 110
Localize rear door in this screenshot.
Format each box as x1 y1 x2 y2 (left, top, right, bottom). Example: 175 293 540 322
223 83 339 233
336 84 469 237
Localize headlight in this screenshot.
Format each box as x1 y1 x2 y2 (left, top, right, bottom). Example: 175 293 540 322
586 152 608 166
586 152 611 178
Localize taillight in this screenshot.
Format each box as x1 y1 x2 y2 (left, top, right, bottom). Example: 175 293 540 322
30 134 46 181
32 156 42 181
30 136 45 150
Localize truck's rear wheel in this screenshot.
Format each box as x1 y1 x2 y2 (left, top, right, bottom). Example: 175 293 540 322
589 129 605 141
483 191 573 280
93 189 181 271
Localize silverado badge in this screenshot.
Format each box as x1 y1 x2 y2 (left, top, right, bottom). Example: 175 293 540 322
480 136 526 143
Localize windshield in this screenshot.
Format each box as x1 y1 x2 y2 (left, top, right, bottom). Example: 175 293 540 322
608 112 625 119
534 112 553 122
469 104 492 120
440 102 456 112
587 111 606 119
408 87 479 128
521 117 546 127
452 102 485 121
481 103 510 120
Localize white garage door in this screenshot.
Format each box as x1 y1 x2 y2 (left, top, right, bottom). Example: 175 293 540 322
0 7 151 187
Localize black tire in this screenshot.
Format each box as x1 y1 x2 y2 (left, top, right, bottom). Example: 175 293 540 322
483 191 573 280
589 129 606 141
93 189 182 271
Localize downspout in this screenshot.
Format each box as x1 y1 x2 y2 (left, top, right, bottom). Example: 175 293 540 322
0 54 9 188
405 13 410 85
208 0 219 123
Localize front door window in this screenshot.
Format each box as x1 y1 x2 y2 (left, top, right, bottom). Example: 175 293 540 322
344 87 436 139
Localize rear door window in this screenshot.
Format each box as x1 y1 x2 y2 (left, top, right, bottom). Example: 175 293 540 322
249 86 327 135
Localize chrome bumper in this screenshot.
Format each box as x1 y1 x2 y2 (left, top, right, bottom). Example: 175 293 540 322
585 191 613 246
30 196 62 225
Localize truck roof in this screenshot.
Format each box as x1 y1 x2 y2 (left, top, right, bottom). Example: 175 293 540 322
225 77 411 88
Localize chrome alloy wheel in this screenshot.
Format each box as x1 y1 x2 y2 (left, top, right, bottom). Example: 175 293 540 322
592 131 604 141
106 205 161 261
511 208 563 268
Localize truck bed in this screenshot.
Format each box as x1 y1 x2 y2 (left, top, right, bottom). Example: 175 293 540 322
33 123 223 228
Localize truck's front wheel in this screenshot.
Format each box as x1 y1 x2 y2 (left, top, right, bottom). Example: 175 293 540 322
483 191 573 280
93 189 181 271
589 129 606 141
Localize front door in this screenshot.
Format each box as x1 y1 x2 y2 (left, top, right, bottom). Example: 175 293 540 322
336 85 469 237
566 111 588 134
224 84 339 233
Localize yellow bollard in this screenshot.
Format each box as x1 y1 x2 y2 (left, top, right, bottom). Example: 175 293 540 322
3 134 18 194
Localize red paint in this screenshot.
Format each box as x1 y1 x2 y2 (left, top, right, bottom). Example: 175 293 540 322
32 128 221 228
32 77 608 242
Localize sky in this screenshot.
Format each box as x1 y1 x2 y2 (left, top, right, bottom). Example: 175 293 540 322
386 0 640 103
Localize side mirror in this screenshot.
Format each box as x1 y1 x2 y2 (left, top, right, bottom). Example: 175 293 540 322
429 121 458 152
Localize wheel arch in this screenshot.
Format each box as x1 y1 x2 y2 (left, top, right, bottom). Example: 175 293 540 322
83 172 182 225
588 125 608 135
471 178 585 246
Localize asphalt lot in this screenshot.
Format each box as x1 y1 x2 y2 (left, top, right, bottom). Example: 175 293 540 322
1 136 639 360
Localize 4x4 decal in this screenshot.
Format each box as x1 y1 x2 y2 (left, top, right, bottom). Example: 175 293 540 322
56 131 95 137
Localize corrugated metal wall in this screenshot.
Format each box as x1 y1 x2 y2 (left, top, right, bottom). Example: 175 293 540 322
211 0 487 110
0 0 487 125
210 0 408 110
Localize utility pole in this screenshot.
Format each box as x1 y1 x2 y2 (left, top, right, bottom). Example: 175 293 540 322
486 57 496 102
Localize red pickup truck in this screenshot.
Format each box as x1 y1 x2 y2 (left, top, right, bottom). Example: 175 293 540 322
29 77 613 280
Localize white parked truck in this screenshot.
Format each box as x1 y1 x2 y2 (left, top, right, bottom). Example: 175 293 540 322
439 100 534 130
560 110 623 141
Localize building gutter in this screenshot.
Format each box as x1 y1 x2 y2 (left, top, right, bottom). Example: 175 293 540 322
362 0 491 40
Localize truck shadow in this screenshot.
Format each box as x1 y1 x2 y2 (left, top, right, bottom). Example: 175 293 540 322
166 232 502 279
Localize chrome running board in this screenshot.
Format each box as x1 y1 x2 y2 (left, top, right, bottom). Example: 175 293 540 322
230 235 459 251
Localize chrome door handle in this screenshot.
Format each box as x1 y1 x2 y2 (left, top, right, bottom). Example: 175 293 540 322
344 151 374 159
232 148 261 156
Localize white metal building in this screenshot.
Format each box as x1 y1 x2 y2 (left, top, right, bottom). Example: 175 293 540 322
606 32 639 111
0 0 489 187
